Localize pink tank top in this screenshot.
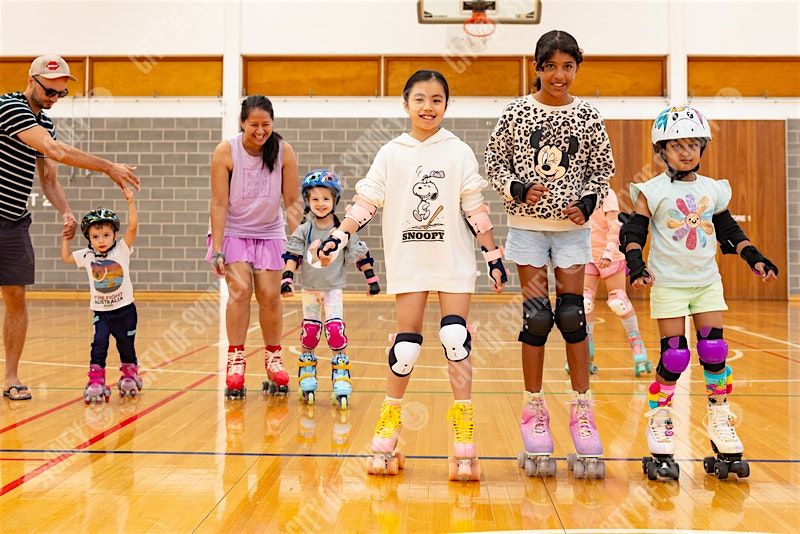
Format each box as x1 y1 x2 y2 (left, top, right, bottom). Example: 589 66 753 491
224 133 286 239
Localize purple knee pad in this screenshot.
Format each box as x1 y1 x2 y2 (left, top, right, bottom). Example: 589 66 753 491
697 326 728 370
661 336 690 374
301 319 322 350
325 318 348 351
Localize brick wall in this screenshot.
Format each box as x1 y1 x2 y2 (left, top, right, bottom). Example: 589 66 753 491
788 119 799 296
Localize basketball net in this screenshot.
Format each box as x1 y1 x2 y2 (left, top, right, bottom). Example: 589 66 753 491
463 10 496 38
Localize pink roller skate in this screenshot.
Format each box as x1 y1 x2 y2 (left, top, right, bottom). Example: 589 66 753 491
225 349 246 399
566 390 605 479
366 400 405 475
84 364 111 404
263 348 289 395
447 401 480 481
518 391 557 477
118 363 143 397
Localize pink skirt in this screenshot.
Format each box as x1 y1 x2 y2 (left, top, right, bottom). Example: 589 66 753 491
585 259 626 279
206 236 285 271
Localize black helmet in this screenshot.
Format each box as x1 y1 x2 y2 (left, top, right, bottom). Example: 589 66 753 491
81 208 120 240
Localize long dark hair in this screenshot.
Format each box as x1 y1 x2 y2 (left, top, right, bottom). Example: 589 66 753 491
240 95 283 172
402 70 450 107
533 30 584 91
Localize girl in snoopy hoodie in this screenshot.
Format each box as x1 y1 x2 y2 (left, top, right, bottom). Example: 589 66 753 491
316 70 506 480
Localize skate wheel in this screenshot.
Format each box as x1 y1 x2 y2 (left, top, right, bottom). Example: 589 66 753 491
573 460 585 479
703 456 715 474
672 462 680 480
471 460 481 481
396 452 405 469
646 460 658 480
732 460 750 479
588 363 598 374
566 453 577 470
307 391 315 405
387 457 400 475
634 364 641 377
595 460 605 479
645 361 653 373
517 452 526 469
524 457 537 477
714 461 729 480
366 457 377 474
339 396 348 410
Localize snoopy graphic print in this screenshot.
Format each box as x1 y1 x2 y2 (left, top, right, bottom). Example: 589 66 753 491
73 239 135 311
404 166 446 243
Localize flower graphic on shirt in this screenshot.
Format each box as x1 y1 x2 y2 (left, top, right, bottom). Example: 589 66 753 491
666 194 714 250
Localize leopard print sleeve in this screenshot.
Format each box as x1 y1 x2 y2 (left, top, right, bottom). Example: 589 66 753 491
581 110 613 205
485 102 518 202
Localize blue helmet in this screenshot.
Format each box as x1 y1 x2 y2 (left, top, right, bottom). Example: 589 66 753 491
301 169 342 210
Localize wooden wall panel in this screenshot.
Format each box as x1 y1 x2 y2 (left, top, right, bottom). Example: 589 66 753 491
244 57 380 97
385 57 522 97
605 119 787 300
0 57 87 96
90 57 222 97
689 57 800 97
527 56 665 97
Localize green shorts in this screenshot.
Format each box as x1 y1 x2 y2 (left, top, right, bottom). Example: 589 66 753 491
650 281 728 319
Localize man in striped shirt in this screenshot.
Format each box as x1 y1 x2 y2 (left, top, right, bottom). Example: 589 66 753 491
0 55 140 400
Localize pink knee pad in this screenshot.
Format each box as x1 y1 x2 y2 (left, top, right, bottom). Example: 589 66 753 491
301 319 322 350
583 287 596 315
607 289 633 317
325 318 348 351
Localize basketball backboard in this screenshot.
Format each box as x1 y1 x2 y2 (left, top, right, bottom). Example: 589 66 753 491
417 1 542 24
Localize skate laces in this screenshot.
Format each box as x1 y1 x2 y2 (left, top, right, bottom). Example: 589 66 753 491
644 406 677 440
571 399 596 438
525 396 549 435
628 331 644 351
374 402 402 438
447 402 475 443
266 350 285 373
705 403 739 442
228 350 246 375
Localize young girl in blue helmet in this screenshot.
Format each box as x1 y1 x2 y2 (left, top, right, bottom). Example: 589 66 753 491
621 105 778 481
281 169 380 408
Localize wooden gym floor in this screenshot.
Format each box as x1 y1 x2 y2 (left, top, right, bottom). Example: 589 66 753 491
1 296 798 533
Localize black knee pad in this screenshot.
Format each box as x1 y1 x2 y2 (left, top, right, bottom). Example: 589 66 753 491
554 293 587 344
519 297 554 347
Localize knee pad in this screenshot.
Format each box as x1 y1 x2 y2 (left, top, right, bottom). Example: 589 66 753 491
583 287 595 315
606 289 633 317
656 335 691 382
439 315 471 362
324 318 348 351
554 293 587 344
697 326 727 372
301 319 322 350
519 297 554 347
388 332 423 377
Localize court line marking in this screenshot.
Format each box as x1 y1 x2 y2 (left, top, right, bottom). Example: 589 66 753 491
1 448 798 464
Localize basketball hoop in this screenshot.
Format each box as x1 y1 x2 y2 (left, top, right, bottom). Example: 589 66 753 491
463 10 496 38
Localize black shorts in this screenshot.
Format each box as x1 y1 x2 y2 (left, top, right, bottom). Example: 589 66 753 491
0 215 35 286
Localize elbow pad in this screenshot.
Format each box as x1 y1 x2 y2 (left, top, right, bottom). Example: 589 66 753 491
464 204 493 235
712 210 749 255
344 195 377 229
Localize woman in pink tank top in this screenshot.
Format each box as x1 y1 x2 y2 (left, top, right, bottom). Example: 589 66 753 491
208 95 300 398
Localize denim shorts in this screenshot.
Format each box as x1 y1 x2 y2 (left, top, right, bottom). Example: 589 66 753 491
504 227 592 269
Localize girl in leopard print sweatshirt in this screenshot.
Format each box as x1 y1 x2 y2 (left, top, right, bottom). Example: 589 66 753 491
486 30 613 478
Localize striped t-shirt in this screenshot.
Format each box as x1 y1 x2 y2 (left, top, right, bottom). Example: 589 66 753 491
0 92 57 221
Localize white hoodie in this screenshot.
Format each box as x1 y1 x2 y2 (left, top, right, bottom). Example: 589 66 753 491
356 128 487 294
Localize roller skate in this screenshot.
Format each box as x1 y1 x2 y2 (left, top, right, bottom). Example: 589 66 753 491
703 402 749 480
629 331 653 377
118 363 143 397
262 348 289 396
366 400 404 475
564 333 597 374
566 390 605 479
517 391 557 477
84 364 111 404
224 349 246 399
297 352 317 404
447 401 480 481
331 353 352 410
642 406 680 480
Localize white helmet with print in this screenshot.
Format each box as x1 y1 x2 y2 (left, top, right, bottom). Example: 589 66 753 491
651 106 712 146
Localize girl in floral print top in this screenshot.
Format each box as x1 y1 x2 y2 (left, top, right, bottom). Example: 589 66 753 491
621 105 778 480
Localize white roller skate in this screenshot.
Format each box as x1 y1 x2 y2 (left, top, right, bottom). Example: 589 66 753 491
447 402 480 481
366 400 404 475
629 331 653 377
642 406 680 481
297 352 317 405
703 402 749 480
517 391 557 477
84 364 111 404
118 363 143 397
262 348 289 396
566 390 605 479
224 349 246 400
331 353 352 410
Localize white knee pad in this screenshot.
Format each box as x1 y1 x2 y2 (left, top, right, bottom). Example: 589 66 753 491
388 333 423 377
439 315 472 362
583 287 596 315
607 289 633 317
